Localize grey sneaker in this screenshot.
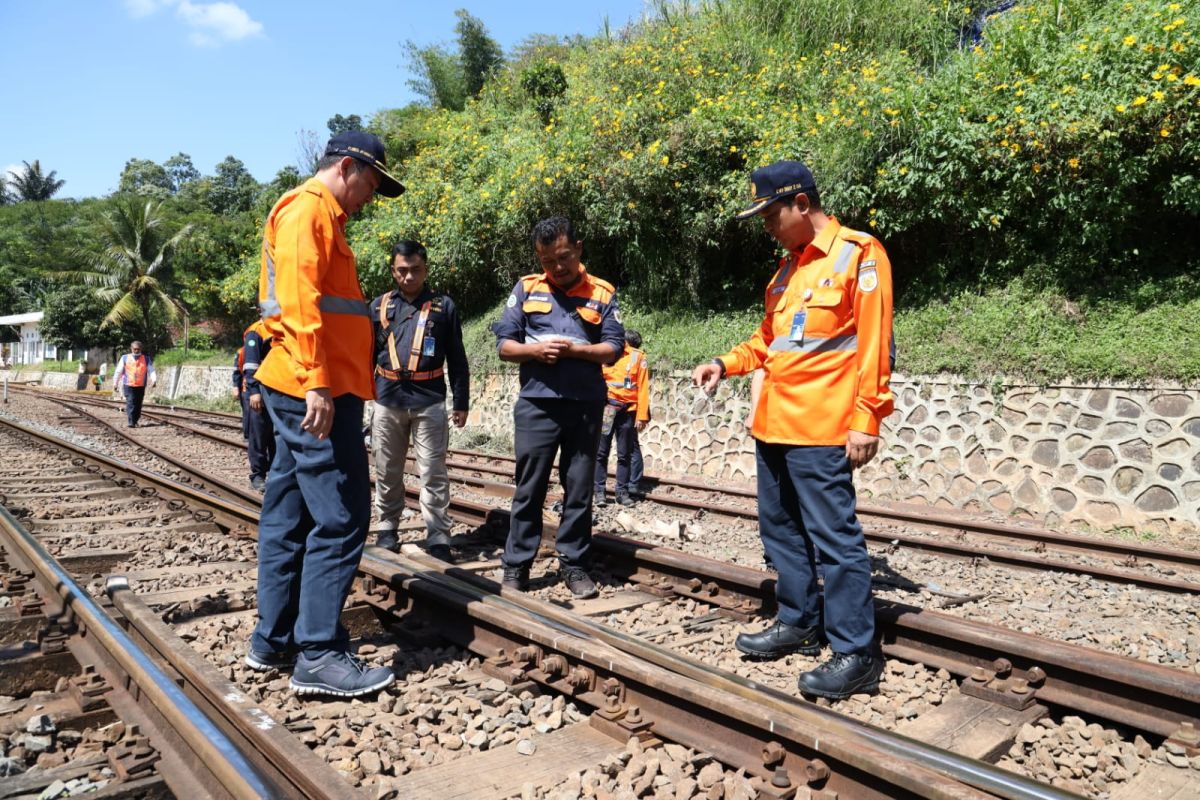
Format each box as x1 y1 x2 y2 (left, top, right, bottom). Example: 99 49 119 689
244 646 295 672
289 651 395 698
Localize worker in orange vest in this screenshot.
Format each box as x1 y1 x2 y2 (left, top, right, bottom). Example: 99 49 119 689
113 340 156 427
594 329 650 507
693 160 894 701
246 131 402 699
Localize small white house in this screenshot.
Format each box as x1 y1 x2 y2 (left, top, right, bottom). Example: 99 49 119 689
0 311 49 366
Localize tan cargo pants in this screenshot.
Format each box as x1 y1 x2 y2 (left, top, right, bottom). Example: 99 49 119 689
371 401 452 546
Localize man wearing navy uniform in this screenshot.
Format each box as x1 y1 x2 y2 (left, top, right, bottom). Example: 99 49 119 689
241 319 276 491
493 216 624 599
370 240 469 560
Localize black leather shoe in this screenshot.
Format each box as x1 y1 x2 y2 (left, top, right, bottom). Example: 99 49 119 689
798 653 884 699
735 621 824 659
376 531 399 553
615 493 636 507
561 565 598 599
427 544 454 563
594 492 608 508
501 565 529 591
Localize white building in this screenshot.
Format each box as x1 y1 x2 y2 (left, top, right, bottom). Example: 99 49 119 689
0 311 50 366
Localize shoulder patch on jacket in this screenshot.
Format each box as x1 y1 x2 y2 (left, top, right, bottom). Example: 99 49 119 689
859 267 879 293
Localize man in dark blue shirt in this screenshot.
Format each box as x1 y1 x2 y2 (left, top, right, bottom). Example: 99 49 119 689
370 240 469 560
241 320 276 491
493 216 624 598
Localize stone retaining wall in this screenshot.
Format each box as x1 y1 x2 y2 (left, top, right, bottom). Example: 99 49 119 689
7 366 1196 534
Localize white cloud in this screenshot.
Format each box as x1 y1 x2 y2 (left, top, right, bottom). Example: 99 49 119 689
176 1 264 47
3 164 21 182
123 0 264 47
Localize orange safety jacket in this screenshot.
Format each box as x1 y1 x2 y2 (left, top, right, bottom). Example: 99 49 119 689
122 354 149 388
254 178 374 400
716 218 894 445
603 344 650 423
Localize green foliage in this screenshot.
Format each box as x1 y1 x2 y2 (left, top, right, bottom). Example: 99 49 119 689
163 153 201 192
405 41 468 111
60 197 193 347
456 9 504 98
327 114 364 134
7 160 65 202
206 156 259 215
119 158 172 199
521 60 569 125
40 284 134 350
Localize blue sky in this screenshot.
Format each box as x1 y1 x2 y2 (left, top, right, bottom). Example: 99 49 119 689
0 1 648 200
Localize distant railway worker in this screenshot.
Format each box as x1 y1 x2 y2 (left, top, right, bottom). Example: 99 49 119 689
594 329 650 507
692 160 894 700
241 319 276 492
370 240 469 560
247 131 403 698
114 340 156 427
494 215 624 599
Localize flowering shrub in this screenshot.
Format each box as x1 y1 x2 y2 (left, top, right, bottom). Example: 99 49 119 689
354 0 1196 320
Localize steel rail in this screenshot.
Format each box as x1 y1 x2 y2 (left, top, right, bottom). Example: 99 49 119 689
104 578 360 799
359 547 1077 800
21 387 1200 584
0 505 281 798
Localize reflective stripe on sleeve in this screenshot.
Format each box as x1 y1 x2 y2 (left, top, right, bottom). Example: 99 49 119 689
242 361 260 370
832 241 857 274
768 334 858 354
260 241 281 317
318 296 371 317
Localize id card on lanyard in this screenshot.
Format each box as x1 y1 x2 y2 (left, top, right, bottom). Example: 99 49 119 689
789 309 807 343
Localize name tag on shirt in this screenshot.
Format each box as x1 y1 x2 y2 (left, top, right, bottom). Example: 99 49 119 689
421 336 437 357
789 310 807 343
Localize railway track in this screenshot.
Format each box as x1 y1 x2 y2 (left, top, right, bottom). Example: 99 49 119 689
2 388 1199 797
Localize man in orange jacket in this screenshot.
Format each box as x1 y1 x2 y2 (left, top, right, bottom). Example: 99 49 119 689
594 329 649 507
246 132 402 699
693 160 894 700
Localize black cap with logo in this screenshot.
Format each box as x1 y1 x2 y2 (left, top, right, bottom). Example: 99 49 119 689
735 160 817 219
324 131 405 198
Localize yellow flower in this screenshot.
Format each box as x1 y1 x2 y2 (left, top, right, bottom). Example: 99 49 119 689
1068 157 1080 169
1123 35 1137 46
1152 90 1165 100
1161 128 1171 137
729 145 738 153
1132 95 1148 106
543 177 554 186
1115 104 1127 112
627 201 637 209
660 155 670 166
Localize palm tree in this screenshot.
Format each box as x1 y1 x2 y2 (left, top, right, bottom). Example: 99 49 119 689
9 160 65 202
62 197 193 348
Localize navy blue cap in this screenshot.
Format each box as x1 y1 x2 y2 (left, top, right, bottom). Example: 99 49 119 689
735 160 816 219
324 131 405 198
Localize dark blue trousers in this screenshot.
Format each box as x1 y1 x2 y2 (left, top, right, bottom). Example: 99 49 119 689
123 386 145 426
756 442 875 655
252 388 370 659
630 436 644 488
594 405 636 495
245 398 276 481
505 397 602 569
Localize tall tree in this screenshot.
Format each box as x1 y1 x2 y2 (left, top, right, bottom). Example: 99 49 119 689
0 174 10 206
8 160 65 202
327 114 363 135
404 41 467 111
62 197 192 348
207 156 260 215
118 158 172 199
455 10 503 98
163 153 201 193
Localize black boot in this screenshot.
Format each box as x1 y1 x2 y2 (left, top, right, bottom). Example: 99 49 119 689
501 565 530 591
735 621 823 659
798 653 884 699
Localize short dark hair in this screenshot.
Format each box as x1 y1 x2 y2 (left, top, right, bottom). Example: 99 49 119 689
531 216 577 248
391 240 427 262
315 154 369 173
625 330 642 348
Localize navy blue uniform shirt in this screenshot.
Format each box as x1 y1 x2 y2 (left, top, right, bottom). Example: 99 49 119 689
242 326 271 395
371 285 470 411
493 268 624 404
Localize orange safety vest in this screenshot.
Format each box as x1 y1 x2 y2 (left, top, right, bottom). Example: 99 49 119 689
377 292 445 378
254 178 373 400
603 345 650 422
123 354 149 388
717 218 894 445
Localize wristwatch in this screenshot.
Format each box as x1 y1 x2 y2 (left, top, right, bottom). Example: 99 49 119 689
711 358 726 378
